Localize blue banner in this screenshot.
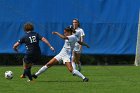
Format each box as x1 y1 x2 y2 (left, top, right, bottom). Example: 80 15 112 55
0 0 140 55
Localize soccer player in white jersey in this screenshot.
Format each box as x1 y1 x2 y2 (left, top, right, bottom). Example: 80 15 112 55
72 18 85 71
32 27 89 82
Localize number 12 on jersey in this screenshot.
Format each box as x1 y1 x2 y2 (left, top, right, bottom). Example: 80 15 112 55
29 36 37 43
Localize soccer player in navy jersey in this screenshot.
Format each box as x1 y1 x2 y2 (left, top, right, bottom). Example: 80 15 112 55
13 23 55 82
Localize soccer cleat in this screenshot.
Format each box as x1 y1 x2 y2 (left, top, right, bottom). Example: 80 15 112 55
83 78 89 82
32 74 38 79
20 74 26 78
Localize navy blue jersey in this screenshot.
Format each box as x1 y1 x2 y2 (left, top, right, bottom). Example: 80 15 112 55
18 31 43 54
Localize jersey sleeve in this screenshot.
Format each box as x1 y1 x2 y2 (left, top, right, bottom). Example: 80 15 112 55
18 36 25 44
37 33 43 40
80 29 85 37
67 35 78 42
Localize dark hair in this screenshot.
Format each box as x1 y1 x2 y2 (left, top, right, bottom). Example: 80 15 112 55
24 23 34 31
64 27 73 35
73 18 80 27
67 25 76 33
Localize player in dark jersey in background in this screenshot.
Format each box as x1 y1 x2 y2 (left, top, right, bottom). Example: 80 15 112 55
13 23 55 82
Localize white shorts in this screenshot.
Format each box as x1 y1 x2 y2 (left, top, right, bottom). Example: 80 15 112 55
73 44 81 53
54 54 70 64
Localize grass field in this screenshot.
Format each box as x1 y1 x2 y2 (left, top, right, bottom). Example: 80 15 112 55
0 66 140 93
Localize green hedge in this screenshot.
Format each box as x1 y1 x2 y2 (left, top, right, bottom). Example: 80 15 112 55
0 54 135 65
80 55 135 65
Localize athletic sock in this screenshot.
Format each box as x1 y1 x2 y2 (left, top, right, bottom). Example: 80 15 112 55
25 68 32 80
35 65 48 76
72 69 85 79
72 62 76 70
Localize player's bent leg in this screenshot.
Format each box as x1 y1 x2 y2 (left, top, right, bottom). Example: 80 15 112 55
32 58 58 79
24 63 33 81
21 57 33 78
65 62 73 72
20 59 27 78
72 56 77 70
25 67 33 81
72 69 89 82
75 52 82 72
72 52 77 69
65 62 88 82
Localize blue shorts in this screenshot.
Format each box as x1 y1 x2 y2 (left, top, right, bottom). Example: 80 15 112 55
23 54 41 64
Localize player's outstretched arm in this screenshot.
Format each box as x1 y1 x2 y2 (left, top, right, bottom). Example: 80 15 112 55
52 32 68 40
41 37 55 52
78 41 90 48
13 42 20 53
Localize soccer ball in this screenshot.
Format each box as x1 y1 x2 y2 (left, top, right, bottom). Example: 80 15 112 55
5 71 13 79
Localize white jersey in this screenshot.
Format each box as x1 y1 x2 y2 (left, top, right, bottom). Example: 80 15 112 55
54 35 78 64
74 27 85 52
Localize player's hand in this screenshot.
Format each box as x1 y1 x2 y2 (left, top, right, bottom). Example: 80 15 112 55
86 45 90 48
50 46 55 52
52 32 58 35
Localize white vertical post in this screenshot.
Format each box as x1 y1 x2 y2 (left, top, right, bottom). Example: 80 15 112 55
135 10 140 66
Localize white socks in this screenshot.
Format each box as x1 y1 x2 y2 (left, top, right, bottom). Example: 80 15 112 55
72 62 76 70
72 69 85 79
72 61 82 71
35 65 85 80
35 65 48 76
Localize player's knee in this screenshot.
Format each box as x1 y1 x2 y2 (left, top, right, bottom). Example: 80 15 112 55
46 63 51 68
